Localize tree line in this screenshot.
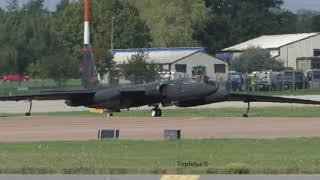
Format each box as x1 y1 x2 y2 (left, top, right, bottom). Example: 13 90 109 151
1 0 320 83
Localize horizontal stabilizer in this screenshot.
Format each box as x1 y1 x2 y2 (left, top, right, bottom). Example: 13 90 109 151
0 90 96 101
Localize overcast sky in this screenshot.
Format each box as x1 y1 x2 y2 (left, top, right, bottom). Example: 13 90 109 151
0 0 320 12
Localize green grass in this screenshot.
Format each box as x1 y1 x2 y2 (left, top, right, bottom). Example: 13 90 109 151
0 79 83 95
1 138 320 174
238 88 320 96
3 106 320 118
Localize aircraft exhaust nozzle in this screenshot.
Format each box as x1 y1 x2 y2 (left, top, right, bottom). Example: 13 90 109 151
84 0 90 45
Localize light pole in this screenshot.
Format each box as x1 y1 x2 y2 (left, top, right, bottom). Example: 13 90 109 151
111 16 115 51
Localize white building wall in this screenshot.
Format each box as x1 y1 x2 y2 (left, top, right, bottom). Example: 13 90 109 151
269 49 280 57
171 52 229 81
279 34 320 69
231 52 242 59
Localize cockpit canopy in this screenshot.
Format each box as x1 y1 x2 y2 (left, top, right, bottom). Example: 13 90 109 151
159 71 218 88
159 71 189 81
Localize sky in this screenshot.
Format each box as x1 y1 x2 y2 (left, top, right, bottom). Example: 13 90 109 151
284 0 320 12
0 0 320 12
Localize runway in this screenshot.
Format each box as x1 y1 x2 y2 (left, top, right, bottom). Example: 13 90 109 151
1 116 320 142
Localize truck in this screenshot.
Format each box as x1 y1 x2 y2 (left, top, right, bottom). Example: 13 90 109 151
226 71 244 91
272 70 308 90
248 70 308 91
249 71 275 91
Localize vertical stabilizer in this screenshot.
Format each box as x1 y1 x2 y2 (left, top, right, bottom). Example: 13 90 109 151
84 0 90 45
81 0 99 89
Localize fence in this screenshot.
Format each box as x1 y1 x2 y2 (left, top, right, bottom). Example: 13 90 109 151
226 72 315 93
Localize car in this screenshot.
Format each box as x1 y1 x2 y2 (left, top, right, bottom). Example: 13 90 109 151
226 71 244 91
248 70 279 91
272 71 308 90
305 69 320 81
2 74 29 82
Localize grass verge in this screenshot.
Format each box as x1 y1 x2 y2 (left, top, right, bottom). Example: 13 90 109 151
0 79 83 95
0 138 320 174
237 88 320 96
2 106 320 117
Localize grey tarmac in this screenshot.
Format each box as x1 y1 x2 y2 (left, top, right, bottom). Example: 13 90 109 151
1 116 320 142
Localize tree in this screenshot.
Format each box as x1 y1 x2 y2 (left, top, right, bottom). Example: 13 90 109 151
231 47 284 73
53 0 82 59
119 52 160 84
295 10 318 32
41 50 78 88
275 10 299 34
95 50 115 78
194 0 297 54
110 1 152 49
26 62 46 79
56 0 70 12
129 0 209 47
53 0 152 81
0 0 60 75
0 45 18 73
311 14 320 32
6 0 19 12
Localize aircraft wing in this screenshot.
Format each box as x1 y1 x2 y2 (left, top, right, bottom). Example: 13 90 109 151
120 90 146 97
228 93 320 105
0 90 96 101
119 86 146 97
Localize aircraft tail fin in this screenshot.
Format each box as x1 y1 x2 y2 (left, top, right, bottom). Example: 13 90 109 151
80 0 99 90
81 45 99 89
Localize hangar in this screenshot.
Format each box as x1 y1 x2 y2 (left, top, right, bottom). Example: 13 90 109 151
111 47 228 83
223 33 320 69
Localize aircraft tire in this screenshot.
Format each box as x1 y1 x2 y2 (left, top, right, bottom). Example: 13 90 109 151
157 109 162 117
151 108 162 117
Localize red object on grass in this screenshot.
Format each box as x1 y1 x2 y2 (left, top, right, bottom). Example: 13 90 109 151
2 74 29 82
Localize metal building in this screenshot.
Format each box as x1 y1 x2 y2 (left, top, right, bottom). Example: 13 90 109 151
223 33 320 69
111 47 229 82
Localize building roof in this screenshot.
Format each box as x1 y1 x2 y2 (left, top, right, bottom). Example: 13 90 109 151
112 47 204 64
223 33 320 52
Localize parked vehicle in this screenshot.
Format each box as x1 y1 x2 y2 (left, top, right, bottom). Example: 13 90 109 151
305 69 320 81
226 71 244 91
2 74 29 82
272 71 308 90
249 71 276 91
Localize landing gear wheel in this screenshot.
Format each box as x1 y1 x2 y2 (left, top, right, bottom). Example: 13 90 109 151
151 108 162 117
243 102 250 118
25 99 32 116
103 109 114 118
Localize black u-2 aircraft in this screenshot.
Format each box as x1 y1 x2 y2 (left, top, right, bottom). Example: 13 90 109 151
1 0 320 117
1 45 320 117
